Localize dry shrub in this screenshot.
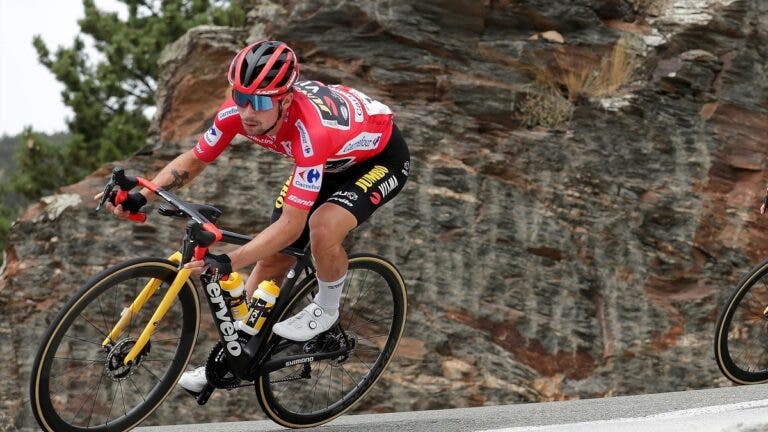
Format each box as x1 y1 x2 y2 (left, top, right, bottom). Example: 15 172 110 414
534 37 640 102
517 86 573 130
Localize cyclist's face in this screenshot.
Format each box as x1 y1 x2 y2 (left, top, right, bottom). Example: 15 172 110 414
237 94 291 136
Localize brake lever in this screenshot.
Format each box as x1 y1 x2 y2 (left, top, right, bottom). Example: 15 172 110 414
95 179 116 212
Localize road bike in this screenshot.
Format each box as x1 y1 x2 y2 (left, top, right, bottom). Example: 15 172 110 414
29 167 407 431
714 192 768 384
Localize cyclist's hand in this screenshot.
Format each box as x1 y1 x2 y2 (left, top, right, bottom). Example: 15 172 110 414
109 191 147 213
185 253 232 277
96 191 147 220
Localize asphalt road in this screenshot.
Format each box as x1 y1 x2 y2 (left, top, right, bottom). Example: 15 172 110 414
135 384 768 432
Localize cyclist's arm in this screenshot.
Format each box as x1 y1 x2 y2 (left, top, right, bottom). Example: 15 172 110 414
140 149 206 200
226 205 309 270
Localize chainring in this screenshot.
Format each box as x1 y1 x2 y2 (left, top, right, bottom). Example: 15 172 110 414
204 338 249 389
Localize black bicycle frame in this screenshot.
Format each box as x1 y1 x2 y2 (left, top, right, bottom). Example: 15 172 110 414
195 230 317 381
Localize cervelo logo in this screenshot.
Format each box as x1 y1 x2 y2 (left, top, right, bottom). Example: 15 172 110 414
218 106 239 121
204 125 222 146
339 132 381 155
355 165 389 192
295 120 313 156
293 165 323 192
206 282 241 356
287 194 314 208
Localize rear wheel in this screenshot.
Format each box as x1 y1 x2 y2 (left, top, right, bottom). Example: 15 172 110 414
29 258 200 432
715 258 768 384
257 254 407 428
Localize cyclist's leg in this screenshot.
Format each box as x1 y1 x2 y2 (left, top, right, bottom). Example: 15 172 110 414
309 204 356 283
273 124 410 341
246 253 296 298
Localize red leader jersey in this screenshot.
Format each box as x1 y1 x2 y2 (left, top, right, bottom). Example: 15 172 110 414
193 80 394 210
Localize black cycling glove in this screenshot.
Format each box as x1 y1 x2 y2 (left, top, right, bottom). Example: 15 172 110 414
109 191 147 214
204 253 232 277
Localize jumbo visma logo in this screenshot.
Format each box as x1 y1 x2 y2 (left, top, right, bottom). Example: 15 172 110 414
355 165 389 192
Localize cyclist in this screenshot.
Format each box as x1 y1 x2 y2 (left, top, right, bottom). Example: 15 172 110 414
101 40 410 393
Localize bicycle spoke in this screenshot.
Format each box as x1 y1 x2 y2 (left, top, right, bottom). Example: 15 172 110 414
78 313 110 339
62 333 107 346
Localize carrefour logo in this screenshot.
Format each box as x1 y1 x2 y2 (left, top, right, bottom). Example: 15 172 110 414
306 169 321 183
339 132 381 155
293 165 323 192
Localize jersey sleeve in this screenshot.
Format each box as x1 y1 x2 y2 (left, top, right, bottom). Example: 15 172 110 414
281 115 334 211
284 163 325 210
193 102 241 163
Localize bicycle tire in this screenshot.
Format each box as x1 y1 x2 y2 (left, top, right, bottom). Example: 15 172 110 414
256 253 407 428
29 258 200 432
714 257 768 384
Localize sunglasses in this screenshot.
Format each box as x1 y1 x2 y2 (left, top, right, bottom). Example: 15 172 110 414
232 89 276 110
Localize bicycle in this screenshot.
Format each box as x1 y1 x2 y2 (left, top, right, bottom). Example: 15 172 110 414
29 167 407 431
714 191 768 384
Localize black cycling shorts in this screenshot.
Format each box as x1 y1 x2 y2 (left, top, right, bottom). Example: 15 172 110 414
271 123 410 249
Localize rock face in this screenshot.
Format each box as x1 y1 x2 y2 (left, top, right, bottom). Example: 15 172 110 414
3 0 768 429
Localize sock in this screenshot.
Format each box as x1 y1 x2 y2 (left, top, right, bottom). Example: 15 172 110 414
314 273 346 312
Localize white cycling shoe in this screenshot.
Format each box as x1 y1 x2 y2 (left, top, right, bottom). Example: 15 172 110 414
178 366 208 394
272 302 339 342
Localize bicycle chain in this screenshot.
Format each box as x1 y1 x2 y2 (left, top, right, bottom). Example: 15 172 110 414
269 363 312 384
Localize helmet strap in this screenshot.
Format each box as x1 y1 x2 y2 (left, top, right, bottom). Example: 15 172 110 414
262 99 284 135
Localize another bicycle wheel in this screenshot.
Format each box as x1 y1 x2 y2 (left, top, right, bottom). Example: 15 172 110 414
714 258 768 384
30 258 200 432
256 253 407 428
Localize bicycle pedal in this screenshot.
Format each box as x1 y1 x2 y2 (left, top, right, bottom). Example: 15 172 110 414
193 384 215 405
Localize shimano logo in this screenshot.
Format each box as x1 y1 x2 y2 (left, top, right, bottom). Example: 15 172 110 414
206 282 242 356
285 357 314 367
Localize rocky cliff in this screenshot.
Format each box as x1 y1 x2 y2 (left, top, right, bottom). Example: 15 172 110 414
3 0 768 429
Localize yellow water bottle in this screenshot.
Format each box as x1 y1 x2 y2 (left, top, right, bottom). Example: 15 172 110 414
220 272 248 322
237 280 281 335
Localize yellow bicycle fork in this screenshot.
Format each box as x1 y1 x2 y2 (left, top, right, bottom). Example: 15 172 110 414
101 252 191 364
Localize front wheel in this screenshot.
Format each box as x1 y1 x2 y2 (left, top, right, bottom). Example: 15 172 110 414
29 258 200 432
714 257 768 384
257 254 407 428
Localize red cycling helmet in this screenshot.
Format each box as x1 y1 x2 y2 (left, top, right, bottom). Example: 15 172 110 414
228 40 299 96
